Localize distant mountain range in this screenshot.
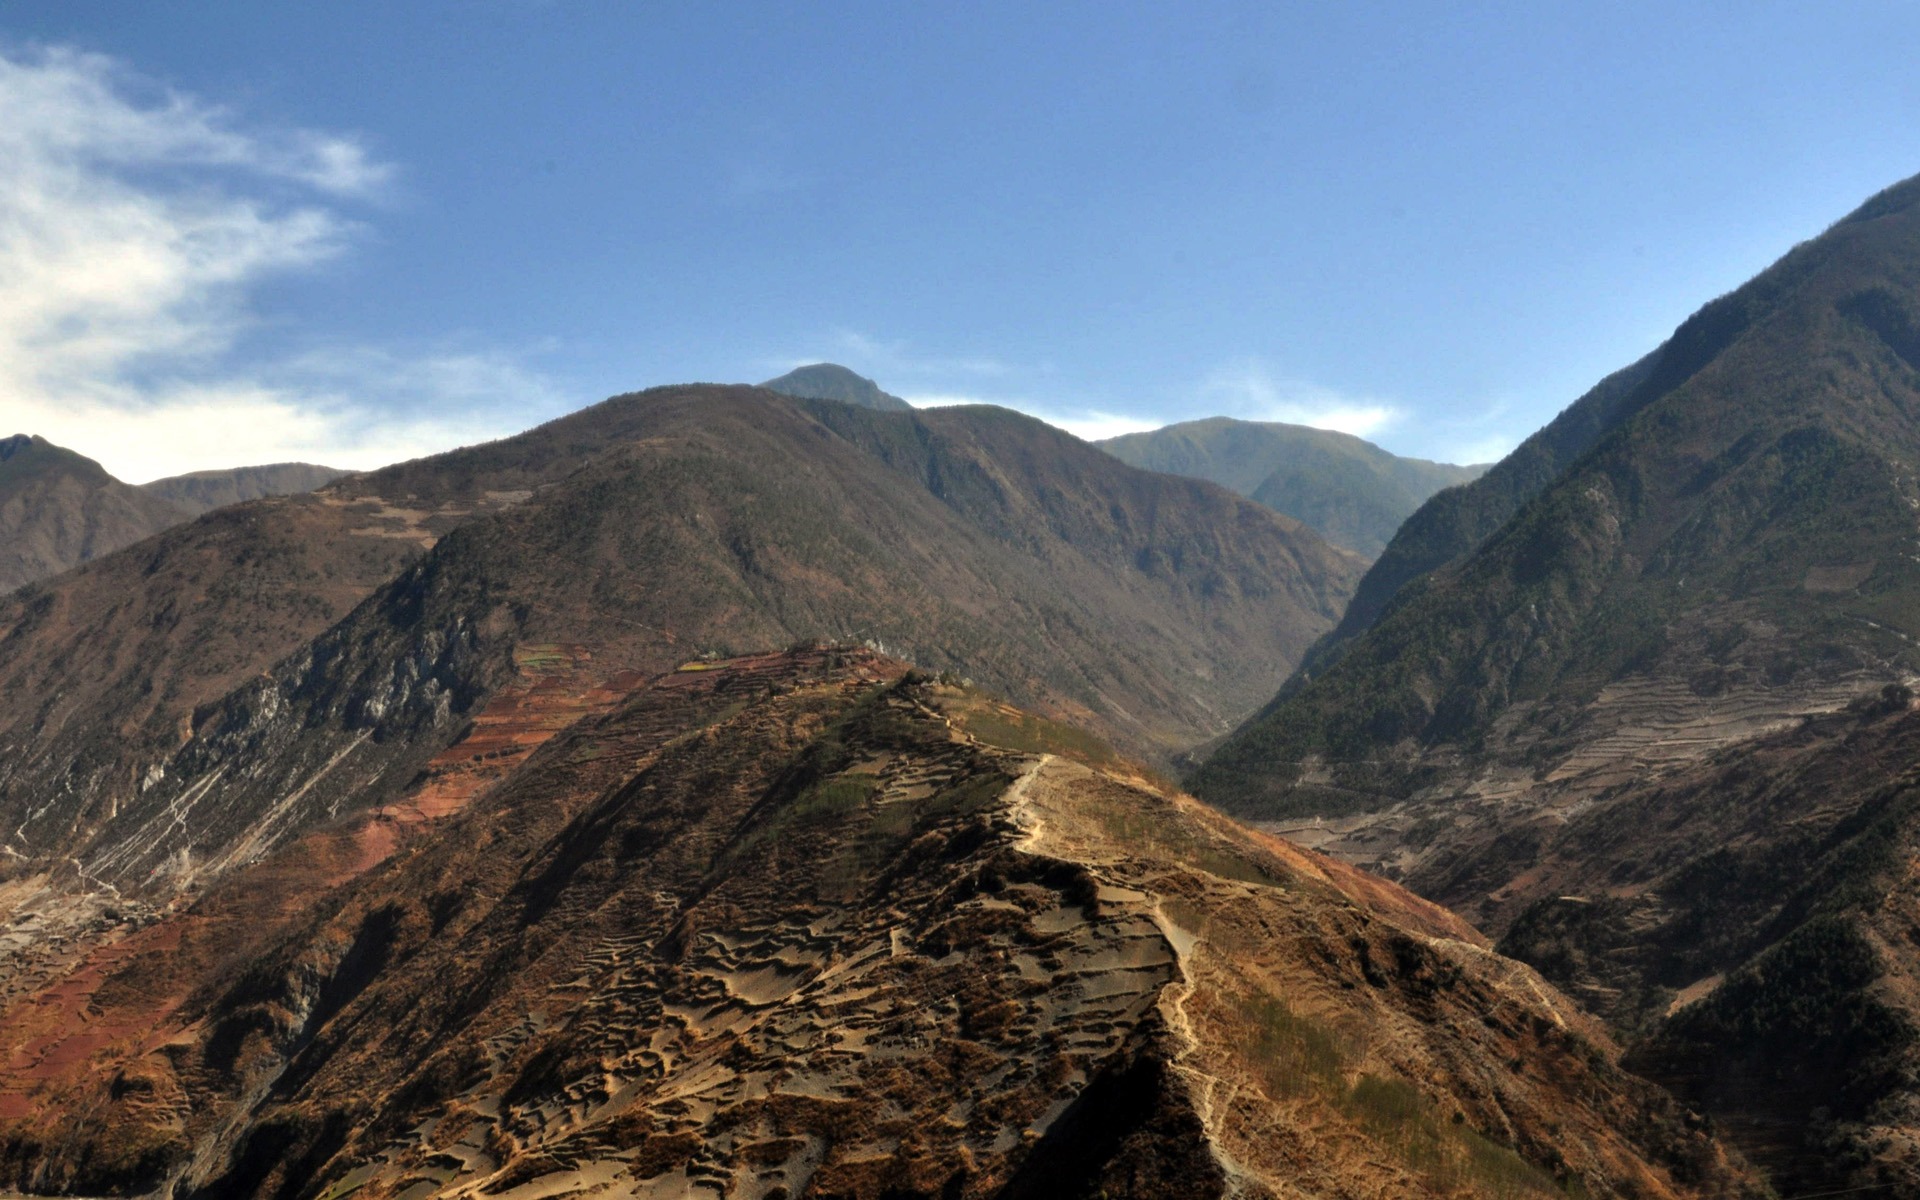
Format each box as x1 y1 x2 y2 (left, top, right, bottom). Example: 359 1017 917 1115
0 433 344 592
760 363 1486 559
1193 171 1920 1191
1099 417 1486 558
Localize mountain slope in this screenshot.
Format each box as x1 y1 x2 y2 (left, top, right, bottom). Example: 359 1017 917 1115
1481 688 1920 1193
0 384 1356 905
1197 172 1920 819
1099 417 1484 557
1190 172 1920 1191
140 462 348 516
761 362 913 411
0 651 1758 1199
0 434 191 593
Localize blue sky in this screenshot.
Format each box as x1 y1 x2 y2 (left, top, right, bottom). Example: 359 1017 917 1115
2 3 1918 480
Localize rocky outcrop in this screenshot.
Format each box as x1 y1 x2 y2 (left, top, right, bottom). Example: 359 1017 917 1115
0 651 1759 1198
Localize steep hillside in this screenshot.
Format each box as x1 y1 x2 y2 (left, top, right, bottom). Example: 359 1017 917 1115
1190 172 1920 1193
1198 172 1920 819
1481 688 1920 1194
141 462 348 515
0 385 1354 909
761 362 913 411
0 434 191 593
0 650 1757 1199
1099 417 1484 558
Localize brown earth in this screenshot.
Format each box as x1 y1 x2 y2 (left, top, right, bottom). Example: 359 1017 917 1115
0 435 192 595
1193 173 1920 1196
0 650 1759 1199
0 385 1358 916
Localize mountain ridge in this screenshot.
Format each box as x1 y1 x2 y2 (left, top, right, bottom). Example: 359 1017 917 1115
1098 416 1485 558
0 648 1760 1199
0 384 1358 908
0 433 346 594
1190 170 1920 1190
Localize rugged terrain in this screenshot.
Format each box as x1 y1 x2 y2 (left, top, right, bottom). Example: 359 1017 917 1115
0 380 1364 1178
1191 173 1920 1188
0 649 1757 1199
1099 417 1485 558
0 385 1356 897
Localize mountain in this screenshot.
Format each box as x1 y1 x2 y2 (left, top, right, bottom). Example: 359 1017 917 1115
0 436 346 595
0 649 1758 1199
1098 417 1485 558
0 383 1356 906
761 362 914 411
0 434 192 593
1191 173 1920 1188
140 462 348 516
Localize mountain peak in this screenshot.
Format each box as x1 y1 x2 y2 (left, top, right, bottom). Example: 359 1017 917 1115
1098 415 1485 558
760 362 913 411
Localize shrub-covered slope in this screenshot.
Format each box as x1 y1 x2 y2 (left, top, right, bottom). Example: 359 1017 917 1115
1196 173 1920 819
1188 170 1920 1198
1099 416 1484 558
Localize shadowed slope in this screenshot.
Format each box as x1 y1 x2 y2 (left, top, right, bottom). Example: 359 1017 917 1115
1198 172 1920 819
0 435 191 594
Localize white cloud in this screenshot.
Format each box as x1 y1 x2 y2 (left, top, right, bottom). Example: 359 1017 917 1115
1199 360 1401 440
906 393 1162 443
0 46 544 482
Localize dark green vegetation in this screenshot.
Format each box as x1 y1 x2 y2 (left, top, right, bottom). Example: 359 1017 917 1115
1485 694 1920 1193
1191 171 1920 1194
760 361 913 411
1099 417 1484 558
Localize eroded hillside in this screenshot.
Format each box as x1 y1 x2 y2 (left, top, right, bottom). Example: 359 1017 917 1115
0 650 1756 1199
0 386 1356 907
1190 172 1920 1194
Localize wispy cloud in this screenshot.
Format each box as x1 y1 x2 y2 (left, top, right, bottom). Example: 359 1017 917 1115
1198 360 1401 439
0 45 548 481
906 392 1160 442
